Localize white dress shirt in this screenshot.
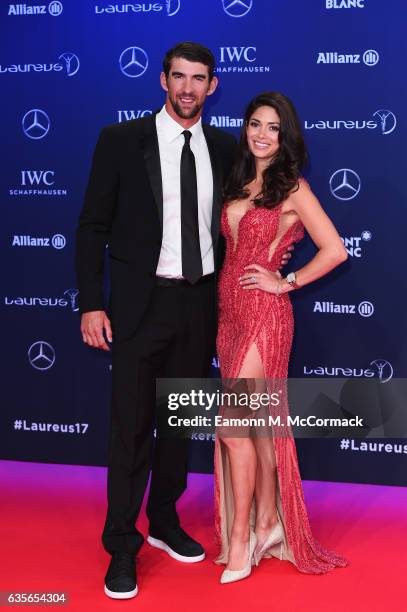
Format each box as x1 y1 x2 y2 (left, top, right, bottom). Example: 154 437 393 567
155 105 214 278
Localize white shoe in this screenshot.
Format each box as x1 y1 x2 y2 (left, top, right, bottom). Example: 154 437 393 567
253 521 284 566
220 531 257 584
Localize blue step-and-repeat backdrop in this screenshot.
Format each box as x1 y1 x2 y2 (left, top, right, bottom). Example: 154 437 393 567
2 0 406 485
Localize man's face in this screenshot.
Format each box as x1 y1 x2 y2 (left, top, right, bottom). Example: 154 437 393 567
160 57 218 120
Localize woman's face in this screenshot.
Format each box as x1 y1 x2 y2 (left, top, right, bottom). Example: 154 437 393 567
246 105 280 163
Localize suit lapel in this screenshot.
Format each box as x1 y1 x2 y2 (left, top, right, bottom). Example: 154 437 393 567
141 118 224 247
203 125 223 249
141 115 163 235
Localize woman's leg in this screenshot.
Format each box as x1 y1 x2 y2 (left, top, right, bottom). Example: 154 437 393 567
253 436 279 547
219 435 256 570
219 342 268 569
239 343 280 548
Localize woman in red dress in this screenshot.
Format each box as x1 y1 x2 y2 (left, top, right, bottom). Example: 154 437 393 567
215 92 349 584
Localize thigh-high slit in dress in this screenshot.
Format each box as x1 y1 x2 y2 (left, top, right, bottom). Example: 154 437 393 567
214 199 348 574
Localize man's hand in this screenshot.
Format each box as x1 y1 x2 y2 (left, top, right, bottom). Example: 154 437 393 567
278 244 294 270
80 311 112 351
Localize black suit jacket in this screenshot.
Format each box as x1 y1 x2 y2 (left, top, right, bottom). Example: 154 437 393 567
75 113 237 340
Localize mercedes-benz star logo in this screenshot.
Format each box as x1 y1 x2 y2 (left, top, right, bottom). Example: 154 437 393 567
119 46 148 78
373 109 397 135
329 169 361 201
370 359 393 384
22 109 50 140
166 0 181 16
28 341 56 371
59 52 80 76
222 0 253 18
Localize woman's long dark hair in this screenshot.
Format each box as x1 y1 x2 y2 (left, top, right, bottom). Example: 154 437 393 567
224 92 307 209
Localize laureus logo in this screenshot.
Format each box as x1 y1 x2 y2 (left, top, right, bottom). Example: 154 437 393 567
165 0 180 15
370 360 393 384
372 110 397 135
95 1 180 15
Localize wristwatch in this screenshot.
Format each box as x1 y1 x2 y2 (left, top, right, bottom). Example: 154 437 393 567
285 272 300 289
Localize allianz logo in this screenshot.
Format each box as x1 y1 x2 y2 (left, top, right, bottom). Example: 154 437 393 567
4 289 79 311
12 234 66 249
0 53 79 76
117 109 152 122
95 2 181 15
209 116 244 128
304 359 393 383
317 50 379 66
313 301 374 317
305 110 396 135
8 2 63 15
326 0 364 8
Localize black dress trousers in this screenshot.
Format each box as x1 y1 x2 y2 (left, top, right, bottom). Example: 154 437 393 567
102 278 216 556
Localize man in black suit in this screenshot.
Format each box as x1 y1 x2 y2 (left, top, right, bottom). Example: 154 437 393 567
76 42 237 599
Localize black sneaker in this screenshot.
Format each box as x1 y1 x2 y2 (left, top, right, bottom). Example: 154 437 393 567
147 525 205 563
104 552 138 599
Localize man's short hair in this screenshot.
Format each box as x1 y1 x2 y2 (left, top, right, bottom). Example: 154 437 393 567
163 41 215 81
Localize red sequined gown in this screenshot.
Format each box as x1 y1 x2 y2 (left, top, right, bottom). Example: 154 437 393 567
214 200 348 573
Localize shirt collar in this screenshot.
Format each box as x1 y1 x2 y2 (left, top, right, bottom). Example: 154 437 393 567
156 105 203 144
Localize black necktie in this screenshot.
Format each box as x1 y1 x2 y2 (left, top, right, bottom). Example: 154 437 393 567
180 130 203 284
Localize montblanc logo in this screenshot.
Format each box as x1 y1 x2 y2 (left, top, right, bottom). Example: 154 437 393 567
341 231 372 257
8 2 63 16
117 109 152 122
12 234 66 249
95 1 181 15
313 300 374 317
9 170 67 197
209 116 244 128
325 0 364 8
5 288 78 311
216 46 270 73
305 110 396 135
316 49 379 66
304 359 393 383
0 52 79 76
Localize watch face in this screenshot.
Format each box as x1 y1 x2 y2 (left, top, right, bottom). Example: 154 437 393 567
287 272 296 284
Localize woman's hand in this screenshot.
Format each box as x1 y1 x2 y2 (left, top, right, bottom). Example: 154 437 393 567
239 264 283 294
